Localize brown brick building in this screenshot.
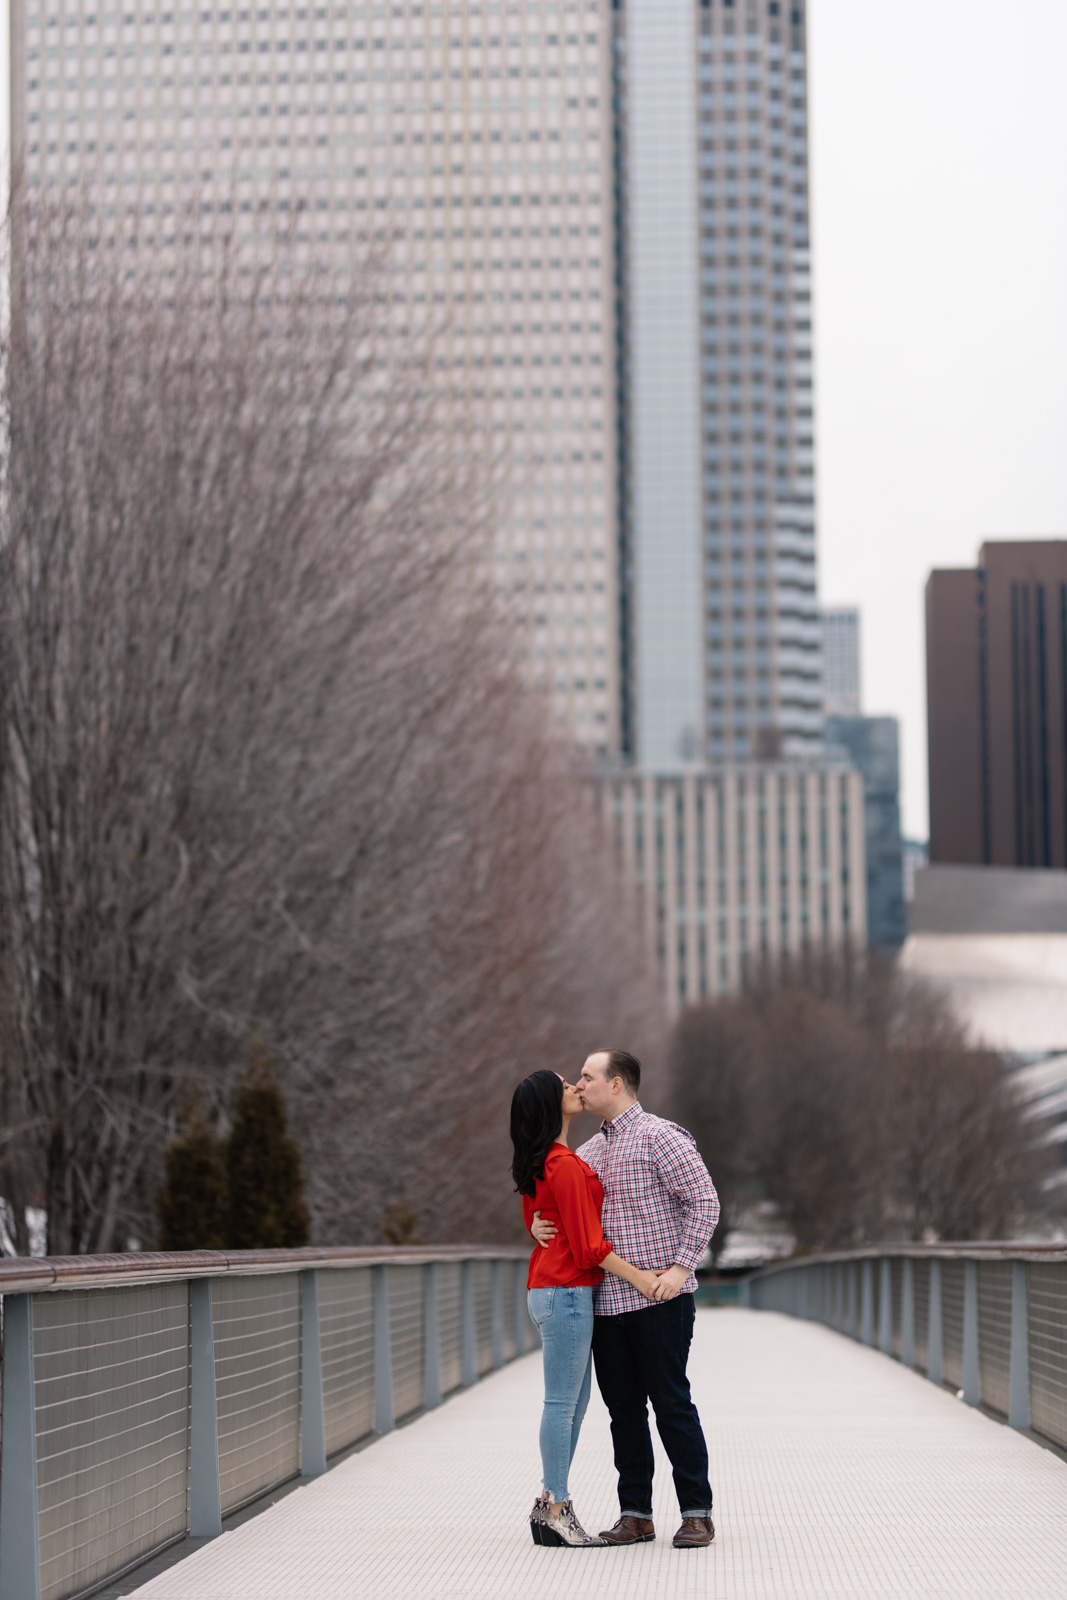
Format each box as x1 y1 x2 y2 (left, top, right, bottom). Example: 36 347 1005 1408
926 541 1067 867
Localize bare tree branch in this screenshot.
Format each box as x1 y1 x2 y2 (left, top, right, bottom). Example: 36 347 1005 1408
0 194 666 1253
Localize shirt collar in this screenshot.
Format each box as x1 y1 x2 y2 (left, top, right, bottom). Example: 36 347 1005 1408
601 1099 644 1139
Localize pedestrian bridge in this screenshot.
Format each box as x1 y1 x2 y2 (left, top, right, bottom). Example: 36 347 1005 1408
1 1245 1065 1600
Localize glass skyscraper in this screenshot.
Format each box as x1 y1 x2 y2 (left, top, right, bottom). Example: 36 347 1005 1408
821 605 861 716
612 0 821 768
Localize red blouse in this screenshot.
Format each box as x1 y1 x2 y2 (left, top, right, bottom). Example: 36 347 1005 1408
521 1143 613 1290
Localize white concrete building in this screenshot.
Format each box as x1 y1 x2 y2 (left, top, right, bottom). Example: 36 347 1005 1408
599 762 866 1013
11 0 620 756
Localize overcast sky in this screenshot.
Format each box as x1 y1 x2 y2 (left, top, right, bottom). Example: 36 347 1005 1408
3 3 1065 837
809 0 1067 837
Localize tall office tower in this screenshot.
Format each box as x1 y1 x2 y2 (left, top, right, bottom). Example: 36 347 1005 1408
11 0 620 757
612 0 821 767
821 605 860 716
926 540 1067 869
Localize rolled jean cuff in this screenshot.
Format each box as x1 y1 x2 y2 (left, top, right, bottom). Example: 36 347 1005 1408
681 1508 713 1518
621 1508 653 1520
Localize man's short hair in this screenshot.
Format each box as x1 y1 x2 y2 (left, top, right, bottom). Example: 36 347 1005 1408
593 1048 641 1096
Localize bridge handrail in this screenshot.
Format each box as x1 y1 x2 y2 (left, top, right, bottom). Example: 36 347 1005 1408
744 1239 1067 1275
0 1242 530 1296
0 1245 534 1600
741 1244 1067 1467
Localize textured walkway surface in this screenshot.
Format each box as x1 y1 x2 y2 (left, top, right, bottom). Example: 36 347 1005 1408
128 1309 1067 1599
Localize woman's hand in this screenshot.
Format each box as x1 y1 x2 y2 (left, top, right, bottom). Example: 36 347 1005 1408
633 1269 662 1301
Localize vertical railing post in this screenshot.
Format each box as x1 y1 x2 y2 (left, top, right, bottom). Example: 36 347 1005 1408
189 1279 222 1538
461 1259 477 1387
860 1258 874 1347
300 1269 326 1476
962 1258 980 1405
900 1257 915 1369
423 1262 442 1408
879 1257 893 1354
490 1260 505 1370
1008 1259 1031 1431
514 1259 529 1356
373 1264 395 1434
0 1294 42 1600
845 1261 857 1338
739 1276 751 1309
927 1258 943 1386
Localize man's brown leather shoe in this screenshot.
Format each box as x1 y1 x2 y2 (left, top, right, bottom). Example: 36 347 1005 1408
672 1516 714 1548
598 1515 656 1545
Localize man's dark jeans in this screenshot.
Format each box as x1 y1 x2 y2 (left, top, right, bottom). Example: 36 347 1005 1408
591 1293 712 1519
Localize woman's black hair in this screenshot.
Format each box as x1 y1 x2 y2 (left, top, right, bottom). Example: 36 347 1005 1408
510 1070 564 1198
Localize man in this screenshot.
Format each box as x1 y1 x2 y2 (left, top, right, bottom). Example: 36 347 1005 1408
531 1047 719 1549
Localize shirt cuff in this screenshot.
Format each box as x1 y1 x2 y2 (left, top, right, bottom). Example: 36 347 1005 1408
673 1242 705 1273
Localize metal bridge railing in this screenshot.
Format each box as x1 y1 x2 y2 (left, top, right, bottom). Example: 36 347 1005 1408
742 1242 1067 1455
0 1246 532 1600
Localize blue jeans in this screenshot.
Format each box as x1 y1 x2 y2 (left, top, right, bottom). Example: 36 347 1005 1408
528 1286 594 1502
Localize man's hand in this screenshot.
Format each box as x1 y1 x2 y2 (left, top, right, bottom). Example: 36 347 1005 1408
651 1265 690 1302
530 1210 557 1249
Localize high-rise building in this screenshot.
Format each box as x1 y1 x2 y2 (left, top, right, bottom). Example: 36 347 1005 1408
13 0 820 775
824 714 906 952
926 540 1067 869
821 605 860 716
11 0 620 757
819 607 904 952
14 0 855 1004
612 0 821 767
599 761 865 1012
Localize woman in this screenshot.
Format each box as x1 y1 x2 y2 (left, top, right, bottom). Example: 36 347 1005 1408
510 1069 660 1549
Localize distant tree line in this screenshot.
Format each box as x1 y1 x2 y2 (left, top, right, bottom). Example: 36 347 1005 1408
669 956 1047 1254
0 198 665 1256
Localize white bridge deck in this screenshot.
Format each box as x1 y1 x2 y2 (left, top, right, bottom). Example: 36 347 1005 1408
125 1308 1066 1599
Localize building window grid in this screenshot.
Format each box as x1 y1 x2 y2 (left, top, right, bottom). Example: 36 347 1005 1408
20 2 612 754
689 8 814 758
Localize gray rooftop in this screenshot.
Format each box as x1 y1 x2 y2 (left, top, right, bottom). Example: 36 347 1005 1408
911 864 1067 935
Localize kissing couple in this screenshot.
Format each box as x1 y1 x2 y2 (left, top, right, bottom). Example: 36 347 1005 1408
509 1048 720 1550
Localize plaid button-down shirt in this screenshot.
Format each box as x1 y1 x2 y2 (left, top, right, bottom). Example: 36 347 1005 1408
576 1102 719 1317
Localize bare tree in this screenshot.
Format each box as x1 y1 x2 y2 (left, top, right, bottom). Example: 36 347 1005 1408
667 998 762 1256
0 199 666 1254
669 958 1045 1252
